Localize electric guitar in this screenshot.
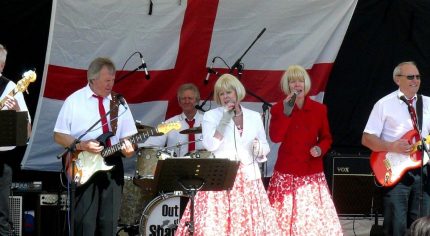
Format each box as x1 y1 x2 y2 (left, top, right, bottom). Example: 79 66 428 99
0 70 37 109
370 129 430 187
63 121 181 187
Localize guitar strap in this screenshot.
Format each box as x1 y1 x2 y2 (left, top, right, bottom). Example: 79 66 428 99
0 76 10 97
417 94 423 131
110 91 120 135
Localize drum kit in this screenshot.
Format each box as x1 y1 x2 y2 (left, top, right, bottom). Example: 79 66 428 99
118 122 213 236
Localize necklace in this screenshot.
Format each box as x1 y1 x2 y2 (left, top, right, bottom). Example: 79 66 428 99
234 111 243 117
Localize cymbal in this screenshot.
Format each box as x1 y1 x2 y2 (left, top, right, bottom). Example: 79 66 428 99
180 126 202 134
135 122 153 130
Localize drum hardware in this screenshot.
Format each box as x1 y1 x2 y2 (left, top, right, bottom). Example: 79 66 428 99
179 126 202 134
135 120 163 136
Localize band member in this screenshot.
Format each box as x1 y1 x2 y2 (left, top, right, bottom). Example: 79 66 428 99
267 65 342 235
143 83 204 157
175 74 280 235
362 61 430 236
53 57 137 235
0 43 31 236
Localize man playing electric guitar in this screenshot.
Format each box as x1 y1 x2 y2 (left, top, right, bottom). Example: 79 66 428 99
362 61 430 236
53 57 137 236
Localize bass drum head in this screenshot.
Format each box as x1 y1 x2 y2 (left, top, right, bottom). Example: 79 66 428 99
139 192 189 235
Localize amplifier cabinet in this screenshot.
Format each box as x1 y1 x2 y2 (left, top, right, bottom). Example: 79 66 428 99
331 156 381 216
8 196 22 236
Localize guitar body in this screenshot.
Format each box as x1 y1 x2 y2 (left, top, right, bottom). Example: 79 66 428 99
63 132 114 187
62 122 182 187
370 130 429 187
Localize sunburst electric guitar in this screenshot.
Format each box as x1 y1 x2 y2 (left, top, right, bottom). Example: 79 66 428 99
370 129 430 187
64 121 181 186
0 70 37 109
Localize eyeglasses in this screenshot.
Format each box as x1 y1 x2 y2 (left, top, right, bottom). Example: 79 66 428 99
396 74 421 80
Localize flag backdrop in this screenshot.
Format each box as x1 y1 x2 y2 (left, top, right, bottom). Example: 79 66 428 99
22 0 357 176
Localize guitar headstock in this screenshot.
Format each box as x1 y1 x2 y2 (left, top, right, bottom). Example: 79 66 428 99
157 121 181 134
16 70 37 93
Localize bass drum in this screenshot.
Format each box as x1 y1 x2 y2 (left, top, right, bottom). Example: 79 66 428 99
139 192 189 235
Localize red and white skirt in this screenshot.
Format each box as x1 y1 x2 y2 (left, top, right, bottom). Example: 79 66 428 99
267 171 343 236
175 164 281 236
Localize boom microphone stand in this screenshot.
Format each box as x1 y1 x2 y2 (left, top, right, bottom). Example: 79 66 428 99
229 28 266 78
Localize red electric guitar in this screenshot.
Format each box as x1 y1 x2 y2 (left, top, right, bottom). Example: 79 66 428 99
370 129 430 187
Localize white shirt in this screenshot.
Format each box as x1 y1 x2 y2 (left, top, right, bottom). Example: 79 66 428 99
202 106 270 180
0 78 31 151
54 84 137 144
143 112 204 157
364 90 430 141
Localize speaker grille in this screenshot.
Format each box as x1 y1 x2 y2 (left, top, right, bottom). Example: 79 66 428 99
331 156 380 216
8 196 22 236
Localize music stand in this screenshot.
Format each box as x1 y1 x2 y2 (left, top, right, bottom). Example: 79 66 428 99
153 158 239 235
0 110 28 146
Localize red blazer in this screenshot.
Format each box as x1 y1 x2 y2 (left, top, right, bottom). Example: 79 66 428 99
270 96 332 176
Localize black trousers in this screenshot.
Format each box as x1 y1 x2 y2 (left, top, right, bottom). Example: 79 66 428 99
383 167 430 236
74 163 124 236
0 163 12 236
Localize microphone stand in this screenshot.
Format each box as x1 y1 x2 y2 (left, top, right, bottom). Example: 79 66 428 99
402 96 429 217
410 106 429 218
115 63 146 85
56 107 116 236
229 28 266 78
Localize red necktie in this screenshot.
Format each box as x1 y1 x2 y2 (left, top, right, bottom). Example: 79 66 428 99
93 94 111 147
408 98 419 132
185 119 195 152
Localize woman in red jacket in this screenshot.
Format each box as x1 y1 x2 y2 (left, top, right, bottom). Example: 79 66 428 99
267 65 342 235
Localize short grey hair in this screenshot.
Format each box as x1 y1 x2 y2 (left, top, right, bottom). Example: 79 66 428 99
0 44 7 64
393 61 417 81
87 57 116 83
177 83 200 103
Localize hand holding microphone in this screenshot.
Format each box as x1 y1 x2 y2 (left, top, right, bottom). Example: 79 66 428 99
216 101 235 135
283 91 297 116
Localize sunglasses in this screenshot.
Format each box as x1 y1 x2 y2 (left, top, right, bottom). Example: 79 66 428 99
397 74 421 80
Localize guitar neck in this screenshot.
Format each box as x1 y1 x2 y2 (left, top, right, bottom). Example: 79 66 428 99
100 128 159 157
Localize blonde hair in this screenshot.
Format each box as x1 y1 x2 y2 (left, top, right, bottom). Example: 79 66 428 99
213 74 246 105
280 65 311 95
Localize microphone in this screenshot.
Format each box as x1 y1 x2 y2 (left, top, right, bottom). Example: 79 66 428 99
195 104 205 112
204 57 217 84
138 52 150 80
288 92 297 107
284 91 298 116
116 94 128 109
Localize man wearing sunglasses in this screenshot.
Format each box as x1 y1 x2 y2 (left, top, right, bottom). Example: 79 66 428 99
362 61 430 236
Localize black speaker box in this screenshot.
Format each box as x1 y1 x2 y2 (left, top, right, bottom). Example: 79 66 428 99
36 193 67 236
328 155 382 216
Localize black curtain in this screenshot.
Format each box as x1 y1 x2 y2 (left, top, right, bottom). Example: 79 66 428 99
325 0 430 154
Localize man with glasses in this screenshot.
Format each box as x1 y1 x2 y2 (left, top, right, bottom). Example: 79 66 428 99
362 61 430 235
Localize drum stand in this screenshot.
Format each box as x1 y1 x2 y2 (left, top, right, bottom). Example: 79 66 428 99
153 158 239 235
